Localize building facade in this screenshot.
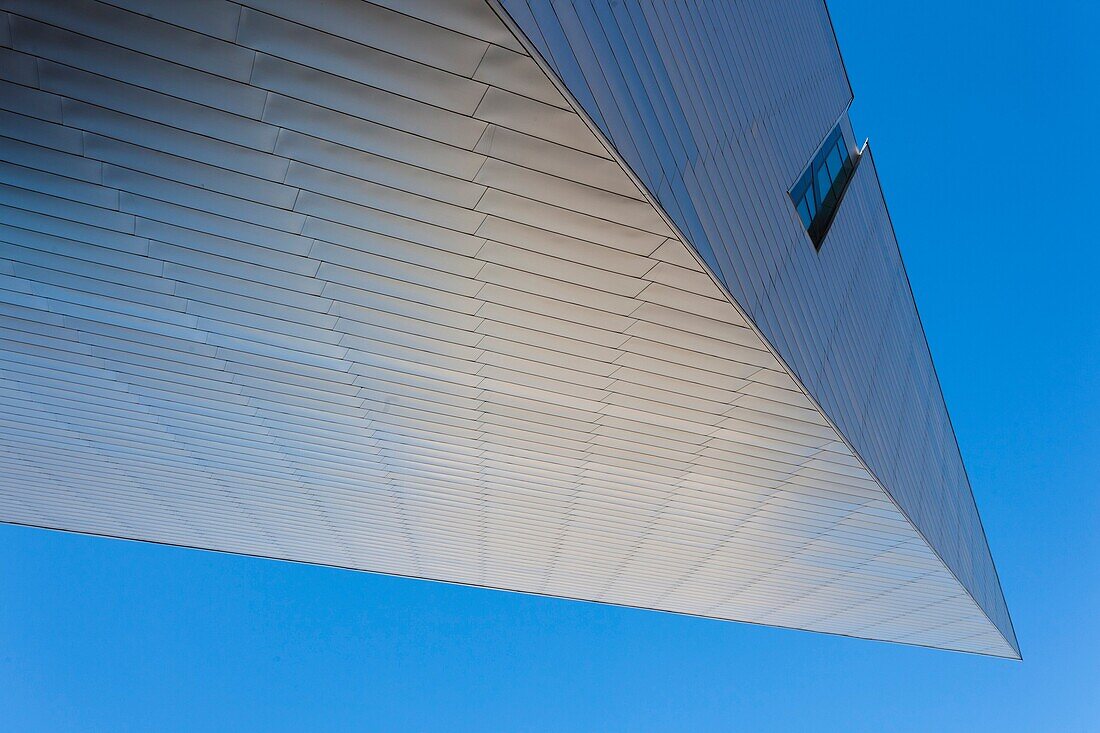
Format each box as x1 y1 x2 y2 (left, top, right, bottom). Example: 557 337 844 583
0 0 1018 656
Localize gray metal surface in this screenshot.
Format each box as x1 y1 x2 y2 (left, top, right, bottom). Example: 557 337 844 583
0 0 1016 656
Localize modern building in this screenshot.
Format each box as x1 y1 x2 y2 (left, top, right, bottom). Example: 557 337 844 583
0 0 1018 657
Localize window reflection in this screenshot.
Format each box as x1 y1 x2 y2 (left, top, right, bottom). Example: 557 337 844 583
789 124 858 249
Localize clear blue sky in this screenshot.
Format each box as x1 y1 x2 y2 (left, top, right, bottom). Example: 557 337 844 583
2 2 1097 730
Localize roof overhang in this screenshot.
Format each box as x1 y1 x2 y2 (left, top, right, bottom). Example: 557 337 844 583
0 0 1017 657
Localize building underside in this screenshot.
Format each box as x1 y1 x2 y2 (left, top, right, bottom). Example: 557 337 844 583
0 0 1018 656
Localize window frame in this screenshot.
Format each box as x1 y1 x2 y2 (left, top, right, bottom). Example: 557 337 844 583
789 124 860 250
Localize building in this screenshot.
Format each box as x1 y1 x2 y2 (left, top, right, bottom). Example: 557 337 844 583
0 0 1018 657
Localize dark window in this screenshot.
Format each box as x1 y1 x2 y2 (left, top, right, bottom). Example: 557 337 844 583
789 124 858 249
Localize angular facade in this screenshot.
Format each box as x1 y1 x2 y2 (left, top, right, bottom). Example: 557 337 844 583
0 0 1017 656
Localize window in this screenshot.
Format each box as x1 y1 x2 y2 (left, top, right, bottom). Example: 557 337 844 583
789 123 858 249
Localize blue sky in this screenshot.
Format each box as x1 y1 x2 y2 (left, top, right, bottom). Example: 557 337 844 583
2 1 1098 730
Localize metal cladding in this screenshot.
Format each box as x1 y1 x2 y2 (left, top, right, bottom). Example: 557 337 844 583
0 0 1017 656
